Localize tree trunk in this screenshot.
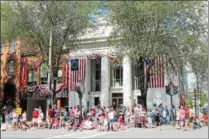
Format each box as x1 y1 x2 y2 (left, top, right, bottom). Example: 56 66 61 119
137 57 149 110
52 78 57 105
196 76 200 117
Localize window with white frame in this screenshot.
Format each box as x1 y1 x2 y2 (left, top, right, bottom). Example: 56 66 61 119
9 40 15 53
91 58 101 91
57 68 62 84
40 63 48 85
28 70 37 86
111 61 123 87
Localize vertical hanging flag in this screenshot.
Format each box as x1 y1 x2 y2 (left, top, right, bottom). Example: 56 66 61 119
69 58 86 91
148 56 164 88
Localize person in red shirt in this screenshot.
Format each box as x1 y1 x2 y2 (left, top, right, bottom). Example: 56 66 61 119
32 108 39 127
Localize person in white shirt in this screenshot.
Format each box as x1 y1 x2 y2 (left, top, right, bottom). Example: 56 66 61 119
108 108 115 131
22 111 27 122
38 109 44 128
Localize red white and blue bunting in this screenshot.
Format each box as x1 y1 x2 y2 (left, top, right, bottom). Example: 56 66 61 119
27 86 37 93
26 84 63 95
39 85 52 96
50 84 64 93
87 54 99 60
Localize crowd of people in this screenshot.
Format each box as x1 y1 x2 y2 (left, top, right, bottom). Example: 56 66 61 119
1 103 205 132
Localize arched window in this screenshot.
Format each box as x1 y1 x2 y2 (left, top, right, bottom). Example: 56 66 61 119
28 70 37 86
8 60 14 78
9 40 15 53
40 63 48 85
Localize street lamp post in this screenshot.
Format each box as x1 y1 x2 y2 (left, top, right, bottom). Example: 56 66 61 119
166 81 178 122
169 82 174 121
76 80 85 120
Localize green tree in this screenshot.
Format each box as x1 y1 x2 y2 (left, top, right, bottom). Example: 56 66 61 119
199 91 207 107
186 91 207 108
106 1 207 108
186 92 192 107
2 1 100 104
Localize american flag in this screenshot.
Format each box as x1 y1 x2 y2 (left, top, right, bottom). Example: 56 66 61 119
148 56 164 88
69 58 86 91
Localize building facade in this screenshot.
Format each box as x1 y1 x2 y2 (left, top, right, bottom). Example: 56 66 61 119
0 40 22 107
0 39 69 112
68 37 180 109
1 21 183 111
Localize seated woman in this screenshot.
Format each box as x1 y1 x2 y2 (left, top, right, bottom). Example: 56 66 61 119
83 118 94 130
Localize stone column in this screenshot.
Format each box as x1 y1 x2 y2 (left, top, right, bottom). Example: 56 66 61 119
123 56 133 107
101 55 110 106
83 58 91 107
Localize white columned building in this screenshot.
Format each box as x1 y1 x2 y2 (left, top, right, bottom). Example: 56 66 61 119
67 19 180 109
123 56 133 107
100 55 110 107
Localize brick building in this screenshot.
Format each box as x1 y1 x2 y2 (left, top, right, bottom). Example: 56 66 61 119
0 39 69 113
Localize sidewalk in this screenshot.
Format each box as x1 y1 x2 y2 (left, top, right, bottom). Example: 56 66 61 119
1 123 12 131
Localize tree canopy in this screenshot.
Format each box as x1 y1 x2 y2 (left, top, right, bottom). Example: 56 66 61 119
106 1 207 107
2 1 100 103
107 1 207 63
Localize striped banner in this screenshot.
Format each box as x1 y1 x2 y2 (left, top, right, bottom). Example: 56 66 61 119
148 56 164 88
69 58 86 91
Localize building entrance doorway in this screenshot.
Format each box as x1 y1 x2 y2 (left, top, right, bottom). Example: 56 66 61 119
3 80 17 108
112 93 123 110
94 97 100 106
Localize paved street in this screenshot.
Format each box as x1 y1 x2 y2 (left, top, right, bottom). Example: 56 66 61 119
1 126 208 139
